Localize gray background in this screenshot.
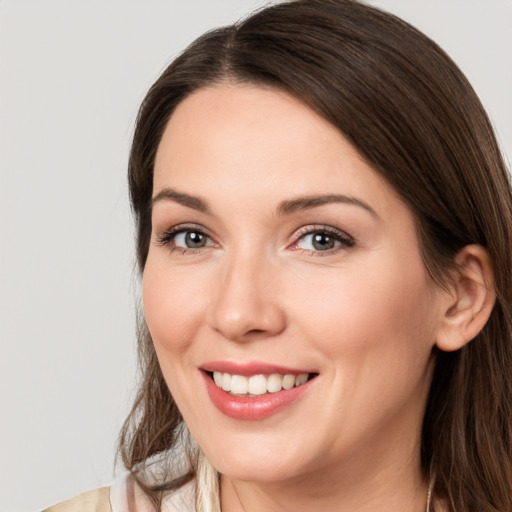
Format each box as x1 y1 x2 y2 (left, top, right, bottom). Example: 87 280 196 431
1 1 510 511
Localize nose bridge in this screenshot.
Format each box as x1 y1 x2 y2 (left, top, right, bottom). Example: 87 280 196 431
208 243 285 342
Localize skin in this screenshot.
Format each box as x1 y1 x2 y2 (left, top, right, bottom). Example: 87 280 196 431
142 84 486 511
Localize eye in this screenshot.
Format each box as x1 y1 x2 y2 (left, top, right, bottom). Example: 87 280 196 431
292 226 354 253
174 230 210 249
298 232 339 251
156 225 215 252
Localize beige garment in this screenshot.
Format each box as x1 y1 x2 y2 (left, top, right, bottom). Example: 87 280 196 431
41 474 195 512
42 487 111 512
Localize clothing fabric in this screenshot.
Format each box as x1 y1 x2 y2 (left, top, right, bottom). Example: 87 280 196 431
42 487 111 512
42 473 195 512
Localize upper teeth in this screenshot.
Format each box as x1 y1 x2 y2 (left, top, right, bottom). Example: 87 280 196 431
213 372 309 396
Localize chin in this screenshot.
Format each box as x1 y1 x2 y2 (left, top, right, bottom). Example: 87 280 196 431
218 462 300 483
204 441 309 483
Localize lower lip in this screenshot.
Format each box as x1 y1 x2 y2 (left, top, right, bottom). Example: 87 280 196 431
201 371 314 420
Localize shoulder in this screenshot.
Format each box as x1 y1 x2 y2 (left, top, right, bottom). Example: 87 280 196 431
110 471 196 512
42 474 195 512
42 487 111 512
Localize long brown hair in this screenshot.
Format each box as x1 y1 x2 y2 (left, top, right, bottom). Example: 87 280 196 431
119 1 512 510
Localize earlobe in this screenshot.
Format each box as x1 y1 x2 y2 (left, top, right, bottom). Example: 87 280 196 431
435 245 496 352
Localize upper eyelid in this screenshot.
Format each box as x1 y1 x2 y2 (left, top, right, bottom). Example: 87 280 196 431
155 223 214 244
156 223 210 236
291 224 354 241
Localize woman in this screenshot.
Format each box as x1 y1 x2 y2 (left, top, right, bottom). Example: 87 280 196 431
45 0 512 510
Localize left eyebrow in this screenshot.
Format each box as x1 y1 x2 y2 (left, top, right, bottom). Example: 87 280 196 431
151 187 210 213
276 194 379 218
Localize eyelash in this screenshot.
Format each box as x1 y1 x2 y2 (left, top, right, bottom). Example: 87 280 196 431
155 224 355 255
289 224 355 255
156 224 214 255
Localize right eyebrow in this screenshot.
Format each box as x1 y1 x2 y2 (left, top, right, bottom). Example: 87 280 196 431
151 187 210 213
276 194 379 219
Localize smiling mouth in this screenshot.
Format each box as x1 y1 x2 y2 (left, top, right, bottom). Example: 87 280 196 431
207 371 318 396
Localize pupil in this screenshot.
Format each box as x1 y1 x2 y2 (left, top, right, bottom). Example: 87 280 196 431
185 231 205 248
313 233 335 250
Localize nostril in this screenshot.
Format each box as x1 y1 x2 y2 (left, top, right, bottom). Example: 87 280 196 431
247 328 265 335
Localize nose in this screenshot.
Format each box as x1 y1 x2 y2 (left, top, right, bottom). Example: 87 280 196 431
207 250 286 343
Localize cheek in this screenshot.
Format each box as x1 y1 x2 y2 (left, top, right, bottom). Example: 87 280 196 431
289 250 437 360
142 256 207 357
367 254 437 346
284 253 436 452
142 256 211 420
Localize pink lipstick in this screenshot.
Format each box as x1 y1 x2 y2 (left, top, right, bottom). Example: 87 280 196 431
200 361 317 421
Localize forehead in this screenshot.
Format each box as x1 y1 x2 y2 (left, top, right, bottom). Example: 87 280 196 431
154 83 350 175
153 84 405 219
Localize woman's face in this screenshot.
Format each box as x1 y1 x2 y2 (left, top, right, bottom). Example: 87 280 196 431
143 84 445 484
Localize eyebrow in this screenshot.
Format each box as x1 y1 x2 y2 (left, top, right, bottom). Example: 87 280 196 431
151 187 378 218
276 194 379 218
152 187 210 213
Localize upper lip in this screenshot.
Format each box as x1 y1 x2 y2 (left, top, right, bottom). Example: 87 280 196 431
200 360 317 376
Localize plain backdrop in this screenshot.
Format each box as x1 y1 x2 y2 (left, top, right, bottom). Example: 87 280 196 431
0 1 511 510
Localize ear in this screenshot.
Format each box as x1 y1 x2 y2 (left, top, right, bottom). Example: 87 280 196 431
435 244 496 352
